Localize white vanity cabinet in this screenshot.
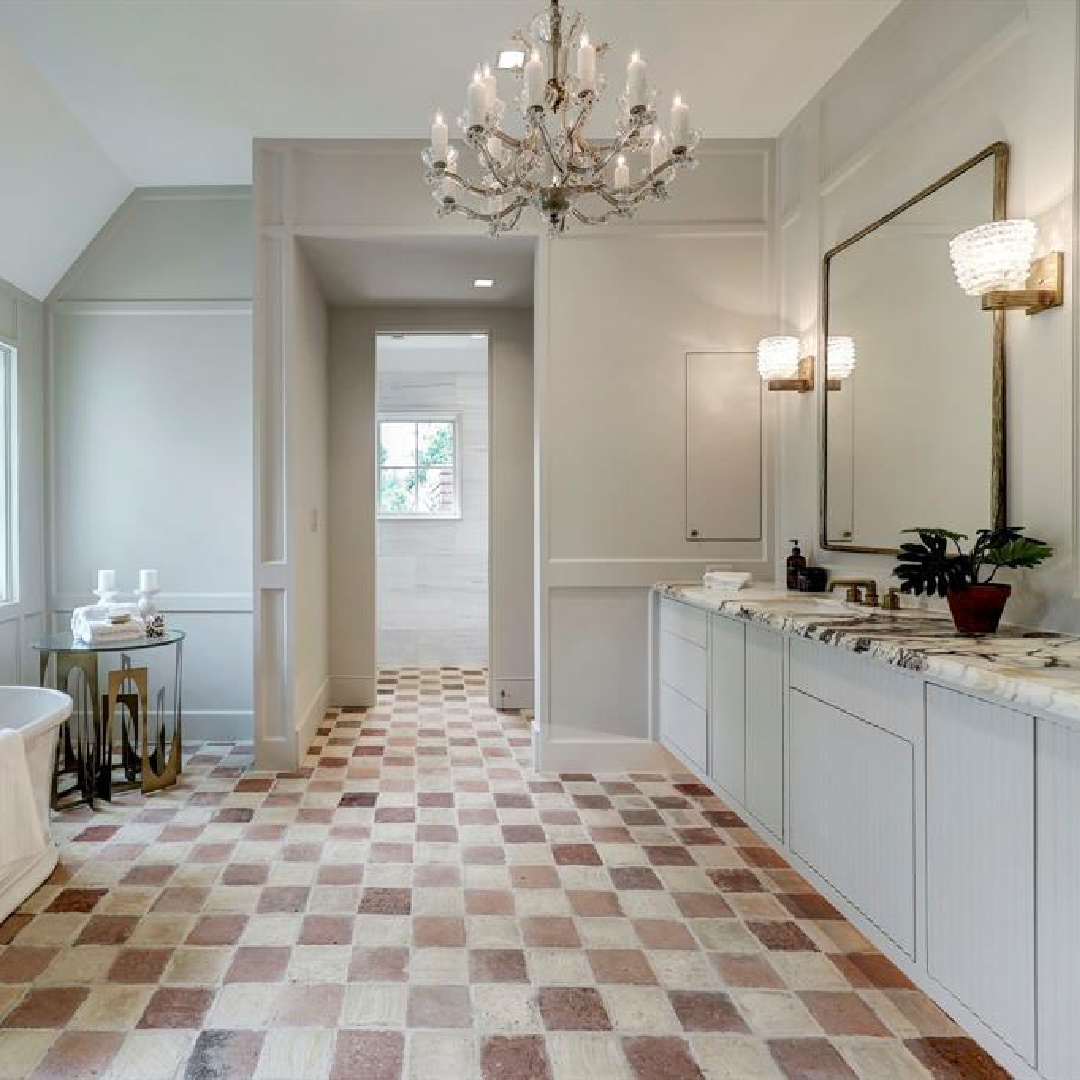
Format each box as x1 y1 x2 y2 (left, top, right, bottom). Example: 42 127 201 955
708 614 745 802
926 685 1036 1065
658 599 708 772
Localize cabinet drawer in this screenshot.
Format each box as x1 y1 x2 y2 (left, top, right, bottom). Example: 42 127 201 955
789 638 921 743
660 629 707 709
660 598 708 648
789 689 915 956
659 683 707 772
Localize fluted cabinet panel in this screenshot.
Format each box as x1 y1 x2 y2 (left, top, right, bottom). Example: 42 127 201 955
1037 718 1080 1079
925 685 1035 1065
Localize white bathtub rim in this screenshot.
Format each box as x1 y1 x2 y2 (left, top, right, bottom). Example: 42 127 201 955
0 686 72 740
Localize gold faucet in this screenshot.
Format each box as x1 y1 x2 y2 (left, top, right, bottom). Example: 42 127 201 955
880 587 901 611
830 579 879 606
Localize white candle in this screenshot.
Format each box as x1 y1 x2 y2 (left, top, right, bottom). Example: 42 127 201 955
671 93 691 149
525 49 545 109
577 33 596 93
614 154 630 190
430 112 448 162
466 69 487 128
482 63 497 110
139 569 159 592
627 50 647 109
97 569 116 593
650 131 666 174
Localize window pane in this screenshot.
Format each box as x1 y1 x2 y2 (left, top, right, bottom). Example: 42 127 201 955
418 421 454 466
417 466 455 514
379 421 416 467
379 467 417 513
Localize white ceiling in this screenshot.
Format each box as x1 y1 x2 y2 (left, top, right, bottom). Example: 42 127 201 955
0 0 898 187
301 236 536 308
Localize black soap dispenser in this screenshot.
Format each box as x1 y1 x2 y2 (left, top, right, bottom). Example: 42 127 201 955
786 539 807 590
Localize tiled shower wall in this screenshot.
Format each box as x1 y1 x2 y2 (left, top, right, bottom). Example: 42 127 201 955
377 368 489 668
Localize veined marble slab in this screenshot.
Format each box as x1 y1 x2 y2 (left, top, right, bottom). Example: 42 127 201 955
656 583 1080 724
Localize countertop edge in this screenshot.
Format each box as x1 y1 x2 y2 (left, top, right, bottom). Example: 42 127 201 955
654 582 1080 726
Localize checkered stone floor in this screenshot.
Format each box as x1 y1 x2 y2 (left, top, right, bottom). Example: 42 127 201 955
0 669 1009 1079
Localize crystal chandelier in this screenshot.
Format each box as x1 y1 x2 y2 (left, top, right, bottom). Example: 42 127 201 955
421 0 699 236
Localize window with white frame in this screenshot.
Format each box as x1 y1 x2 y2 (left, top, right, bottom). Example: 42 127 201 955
377 415 460 518
0 344 14 602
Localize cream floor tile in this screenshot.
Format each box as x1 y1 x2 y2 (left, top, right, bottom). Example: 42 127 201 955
0 1031 56 1078
341 983 408 1027
104 1030 194 1080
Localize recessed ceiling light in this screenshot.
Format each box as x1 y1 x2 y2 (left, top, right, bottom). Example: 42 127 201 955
496 48 526 71
473 278 495 288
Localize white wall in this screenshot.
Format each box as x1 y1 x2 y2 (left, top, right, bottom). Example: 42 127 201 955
326 305 533 713
377 339 489 669
288 244 330 757
49 188 254 739
777 0 1079 632
0 278 47 687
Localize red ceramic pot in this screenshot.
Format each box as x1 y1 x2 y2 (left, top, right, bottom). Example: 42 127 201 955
946 583 1012 634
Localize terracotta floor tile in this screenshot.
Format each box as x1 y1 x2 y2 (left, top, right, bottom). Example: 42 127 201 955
0 947 57 983
223 947 290 983
905 1037 1012 1079
29 1030 122 1079
748 921 819 952
521 917 582 949
588 949 657 986
107 949 172 984
2 987 88 1028
769 1037 859 1079
330 1030 404 1080
668 990 749 1033
539 986 612 1031
800 990 892 1036
622 1035 705 1079
138 987 214 1029
481 1035 553 1080
469 949 529 983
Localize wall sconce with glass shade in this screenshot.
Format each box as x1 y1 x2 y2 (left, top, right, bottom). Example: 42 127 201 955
757 335 815 392
949 219 1064 315
826 335 856 381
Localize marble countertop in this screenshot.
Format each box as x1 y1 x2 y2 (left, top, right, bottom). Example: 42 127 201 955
656 582 1080 723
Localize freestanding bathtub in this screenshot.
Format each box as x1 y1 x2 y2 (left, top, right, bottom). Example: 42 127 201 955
0 687 72 923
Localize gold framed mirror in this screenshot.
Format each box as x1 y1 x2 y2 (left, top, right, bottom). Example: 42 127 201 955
820 142 1007 554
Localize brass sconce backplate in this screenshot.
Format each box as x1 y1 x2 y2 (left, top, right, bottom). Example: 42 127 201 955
982 251 1064 315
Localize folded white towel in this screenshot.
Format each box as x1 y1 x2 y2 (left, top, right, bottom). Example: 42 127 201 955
71 602 140 625
702 571 751 591
72 616 147 644
0 728 46 865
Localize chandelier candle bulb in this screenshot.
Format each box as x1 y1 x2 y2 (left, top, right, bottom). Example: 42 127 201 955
431 112 448 162
482 64 498 110
614 155 630 190
627 50 647 109
650 131 666 174
485 134 503 166
671 93 691 149
525 49 544 109
577 33 596 93
467 70 488 128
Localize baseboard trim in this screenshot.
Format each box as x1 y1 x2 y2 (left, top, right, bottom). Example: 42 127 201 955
296 678 331 759
537 736 679 773
184 710 253 742
330 676 377 708
491 677 534 710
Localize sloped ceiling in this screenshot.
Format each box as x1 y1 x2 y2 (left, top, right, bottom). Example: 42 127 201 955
0 27 130 299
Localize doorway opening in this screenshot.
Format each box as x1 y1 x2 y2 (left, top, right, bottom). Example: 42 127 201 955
375 332 490 671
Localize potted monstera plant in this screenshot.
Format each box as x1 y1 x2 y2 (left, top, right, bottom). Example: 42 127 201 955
893 527 1053 634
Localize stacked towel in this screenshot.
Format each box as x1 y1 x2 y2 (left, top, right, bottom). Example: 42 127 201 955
0 728 46 865
71 603 146 644
702 571 751 591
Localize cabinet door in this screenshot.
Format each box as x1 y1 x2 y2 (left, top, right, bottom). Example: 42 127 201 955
708 614 745 802
685 352 761 542
926 686 1035 1063
745 625 784 838
789 690 915 955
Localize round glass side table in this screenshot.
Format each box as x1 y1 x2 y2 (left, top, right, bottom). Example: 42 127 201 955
32 629 185 810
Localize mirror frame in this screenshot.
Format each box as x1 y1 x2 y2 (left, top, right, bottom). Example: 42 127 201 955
819 140 1008 555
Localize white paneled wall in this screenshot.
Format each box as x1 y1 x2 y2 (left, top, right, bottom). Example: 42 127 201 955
777 0 1080 632
0 279 47 688
48 189 254 739
377 357 489 669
